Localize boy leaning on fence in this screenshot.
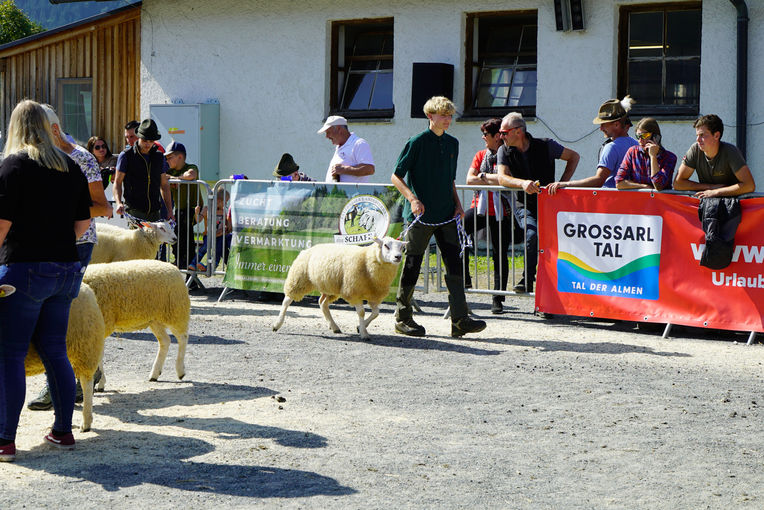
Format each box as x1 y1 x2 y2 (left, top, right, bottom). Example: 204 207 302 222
391 96 487 338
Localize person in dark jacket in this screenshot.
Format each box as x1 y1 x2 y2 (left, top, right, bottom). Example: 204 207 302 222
113 118 175 222
496 112 579 293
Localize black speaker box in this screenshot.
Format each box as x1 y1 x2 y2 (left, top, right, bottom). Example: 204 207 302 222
410 63 454 118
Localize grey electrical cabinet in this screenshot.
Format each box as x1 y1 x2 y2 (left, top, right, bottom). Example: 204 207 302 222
149 103 220 181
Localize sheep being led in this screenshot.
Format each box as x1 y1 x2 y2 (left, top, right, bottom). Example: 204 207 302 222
25 283 105 432
273 236 407 339
90 221 176 264
83 260 190 388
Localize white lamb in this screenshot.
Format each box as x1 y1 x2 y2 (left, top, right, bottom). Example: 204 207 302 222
90 221 176 264
25 283 105 432
273 236 407 339
83 260 190 388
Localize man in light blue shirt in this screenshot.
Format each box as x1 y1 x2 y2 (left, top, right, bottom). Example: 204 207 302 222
548 96 638 193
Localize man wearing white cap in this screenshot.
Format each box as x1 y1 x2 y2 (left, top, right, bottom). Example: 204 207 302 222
318 116 375 183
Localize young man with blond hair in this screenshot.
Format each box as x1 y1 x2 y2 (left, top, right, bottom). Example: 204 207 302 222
391 96 486 338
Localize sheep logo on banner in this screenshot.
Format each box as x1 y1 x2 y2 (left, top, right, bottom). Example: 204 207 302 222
336 195 390 245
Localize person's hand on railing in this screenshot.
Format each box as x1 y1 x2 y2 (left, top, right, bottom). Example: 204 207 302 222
522 179 541 194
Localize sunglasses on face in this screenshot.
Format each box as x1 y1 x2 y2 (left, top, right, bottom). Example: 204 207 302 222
94 144 106 150
498 127 520 136
636 132 652 140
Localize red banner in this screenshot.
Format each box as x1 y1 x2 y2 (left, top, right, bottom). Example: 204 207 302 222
536 189 764 333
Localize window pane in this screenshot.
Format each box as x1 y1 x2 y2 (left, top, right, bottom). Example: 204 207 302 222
508 69 537 107
61 81 92 144
370 72 393 109
481 21 522 54
479 66 512 86
352 32 386 55
476 85 509 108
519 24 537 53
342 73 374 110
666 59 700 105
628 61 662 105
629 12 663 58
666 11 701 57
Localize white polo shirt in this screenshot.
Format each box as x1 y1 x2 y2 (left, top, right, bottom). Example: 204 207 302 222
325 133 375 183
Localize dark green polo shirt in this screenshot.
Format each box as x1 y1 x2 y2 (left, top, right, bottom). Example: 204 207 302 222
394 129 459 223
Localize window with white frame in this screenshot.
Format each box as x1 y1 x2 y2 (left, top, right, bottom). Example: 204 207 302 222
330 18 393 119
465 11 537 118
618 3 701 117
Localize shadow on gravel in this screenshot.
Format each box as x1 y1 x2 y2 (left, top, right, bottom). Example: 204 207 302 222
22 429 354 498
109 331 245 346
483 337 691 357
190 305 274 318
92 382 327 448
288 331 502 356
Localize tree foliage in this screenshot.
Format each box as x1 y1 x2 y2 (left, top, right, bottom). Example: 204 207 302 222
0 0 43 45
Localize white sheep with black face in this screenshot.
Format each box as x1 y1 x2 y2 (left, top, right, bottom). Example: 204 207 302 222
90 221 177 264
273 236 407 339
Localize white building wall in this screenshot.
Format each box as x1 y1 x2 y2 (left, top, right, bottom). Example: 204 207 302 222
140 0 762 187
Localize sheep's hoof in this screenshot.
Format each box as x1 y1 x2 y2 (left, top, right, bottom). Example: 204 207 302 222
149 377 158 382
178 373 185 380
81 425 91 433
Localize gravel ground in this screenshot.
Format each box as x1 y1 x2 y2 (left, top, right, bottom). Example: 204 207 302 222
2 279 763 509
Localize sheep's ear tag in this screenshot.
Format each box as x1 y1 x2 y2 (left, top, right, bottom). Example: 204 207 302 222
373 236 382 245
140 221 152 230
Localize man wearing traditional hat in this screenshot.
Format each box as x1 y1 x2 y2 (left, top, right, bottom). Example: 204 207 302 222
318 116 375 183
496 112 580 293
547 96 638 194
164 141 199 268
273 153 314 182
114 118 175 222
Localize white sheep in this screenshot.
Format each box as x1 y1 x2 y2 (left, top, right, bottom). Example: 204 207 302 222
25 283 105 432
90 221 177 264
83 260 190 387
273 236 407 339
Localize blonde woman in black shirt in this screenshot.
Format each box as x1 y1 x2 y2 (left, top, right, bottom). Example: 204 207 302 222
0 99 91 461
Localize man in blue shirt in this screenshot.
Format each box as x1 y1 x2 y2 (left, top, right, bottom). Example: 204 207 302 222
548 96 637 193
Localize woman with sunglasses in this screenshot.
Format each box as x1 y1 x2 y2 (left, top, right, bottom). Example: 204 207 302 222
615 118 677 190
86 136 118 190
0 100 92 461
463 118 511 314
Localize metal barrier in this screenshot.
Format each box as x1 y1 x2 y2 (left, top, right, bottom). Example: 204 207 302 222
166 179 531 304
420 184 530 301
161 179 213 288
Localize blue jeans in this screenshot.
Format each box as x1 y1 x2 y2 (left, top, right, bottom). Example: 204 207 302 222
76 242 94 267
190 234 232 270
0 261 84 440
513 206 538 285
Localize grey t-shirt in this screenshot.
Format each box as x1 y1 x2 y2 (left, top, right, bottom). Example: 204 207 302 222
683 141 746 186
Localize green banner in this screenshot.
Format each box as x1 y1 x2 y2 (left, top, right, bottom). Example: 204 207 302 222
223 180 404 299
